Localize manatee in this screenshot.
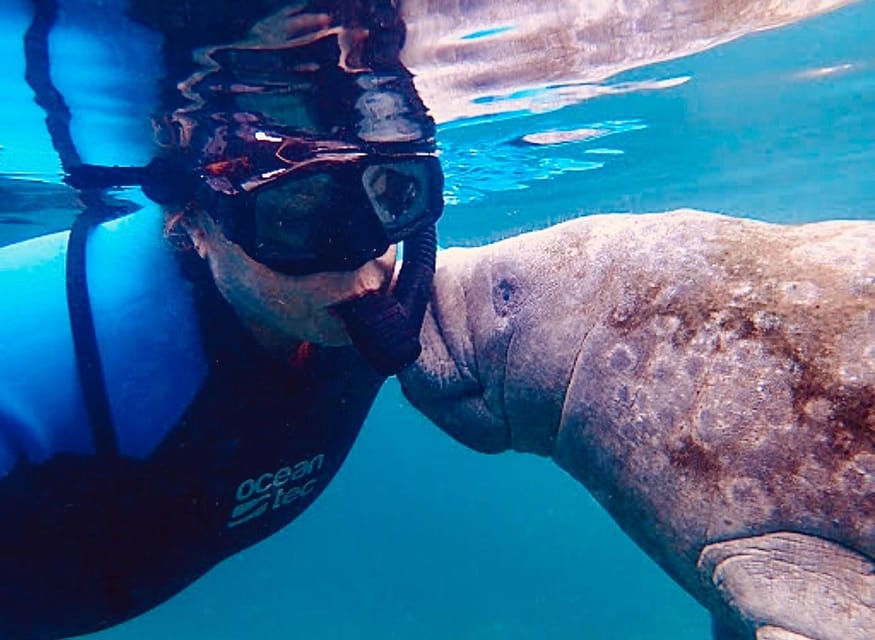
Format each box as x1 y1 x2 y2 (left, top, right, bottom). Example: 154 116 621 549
398 209 875 640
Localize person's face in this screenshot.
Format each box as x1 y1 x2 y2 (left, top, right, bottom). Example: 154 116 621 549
181 207 396 348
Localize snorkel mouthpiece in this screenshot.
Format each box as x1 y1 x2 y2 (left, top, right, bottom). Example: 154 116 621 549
336 292 421 376
334 198 440 375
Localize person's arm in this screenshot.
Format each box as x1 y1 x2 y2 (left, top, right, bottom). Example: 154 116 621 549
0 403 30 478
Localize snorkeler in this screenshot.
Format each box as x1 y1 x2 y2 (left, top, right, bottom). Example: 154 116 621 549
0 1 441 638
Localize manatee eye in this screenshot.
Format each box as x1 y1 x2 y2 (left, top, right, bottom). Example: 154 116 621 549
493 277 522 317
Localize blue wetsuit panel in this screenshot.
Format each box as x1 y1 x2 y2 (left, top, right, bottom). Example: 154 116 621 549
0 206 207 472
0 230 90 472
88 206 208 458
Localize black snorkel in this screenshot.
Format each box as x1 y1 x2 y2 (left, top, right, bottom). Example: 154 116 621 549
328 0 442 374
333 171 441 375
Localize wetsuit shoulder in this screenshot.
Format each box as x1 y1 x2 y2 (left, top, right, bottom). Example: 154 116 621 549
0 206 208 473
86 206 208 457
0 229 91 474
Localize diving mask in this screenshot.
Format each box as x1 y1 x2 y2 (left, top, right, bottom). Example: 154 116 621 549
198 131 442 275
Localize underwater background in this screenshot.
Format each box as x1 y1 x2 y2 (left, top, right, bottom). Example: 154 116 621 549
1 1 874 638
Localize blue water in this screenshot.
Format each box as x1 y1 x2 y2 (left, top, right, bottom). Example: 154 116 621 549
2 1 874 638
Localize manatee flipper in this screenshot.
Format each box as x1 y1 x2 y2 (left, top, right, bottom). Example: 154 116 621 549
698 532 875 640
756 626 818 640
709 611 820 639
712 615 753 640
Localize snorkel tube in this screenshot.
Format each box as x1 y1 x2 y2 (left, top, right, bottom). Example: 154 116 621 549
334 167 441 375
326 0 441 375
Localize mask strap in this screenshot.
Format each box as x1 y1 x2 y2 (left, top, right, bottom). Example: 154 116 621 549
65 157 197 205
66 208 120 457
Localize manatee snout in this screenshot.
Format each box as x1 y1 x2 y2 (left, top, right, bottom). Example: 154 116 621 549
399 248 511 453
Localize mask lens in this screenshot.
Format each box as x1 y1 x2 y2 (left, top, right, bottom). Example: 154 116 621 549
232 154 438 273
362 161 430 241
252 173 329 266
250 168 388 273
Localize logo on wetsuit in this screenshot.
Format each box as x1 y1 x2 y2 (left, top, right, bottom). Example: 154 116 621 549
227 454 325 528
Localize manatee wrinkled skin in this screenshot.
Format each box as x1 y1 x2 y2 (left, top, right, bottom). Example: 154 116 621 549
398 210 875 640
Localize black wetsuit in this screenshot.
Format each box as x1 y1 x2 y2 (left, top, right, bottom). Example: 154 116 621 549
0 212 384 639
